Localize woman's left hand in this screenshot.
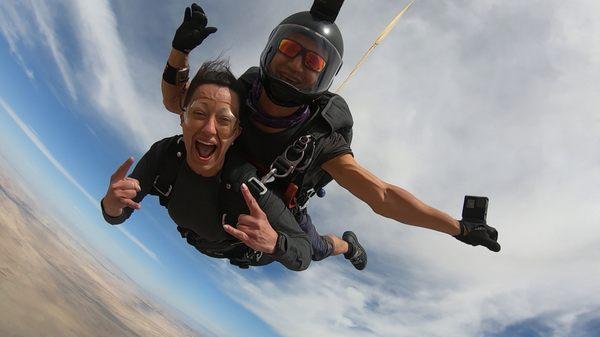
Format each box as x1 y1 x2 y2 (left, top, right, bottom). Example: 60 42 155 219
223 183 278 254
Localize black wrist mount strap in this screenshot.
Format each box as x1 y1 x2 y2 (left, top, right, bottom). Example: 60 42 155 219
270 232 287 258
456 220 465 237
163 62 189 85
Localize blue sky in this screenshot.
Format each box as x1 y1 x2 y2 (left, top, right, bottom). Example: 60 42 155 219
1 1 600 336
0 31 279 337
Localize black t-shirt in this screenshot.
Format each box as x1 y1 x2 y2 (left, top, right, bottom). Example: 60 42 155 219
167 163 224 241
239 114 352 167
238 114 305 173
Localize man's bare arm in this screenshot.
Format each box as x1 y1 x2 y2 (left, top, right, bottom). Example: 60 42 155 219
163 4 217 114
322 154 461 236
162 48 189 114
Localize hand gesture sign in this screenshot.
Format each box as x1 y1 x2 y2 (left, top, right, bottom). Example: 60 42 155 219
172 3 218 54
102 157 141 217
223 183 279 254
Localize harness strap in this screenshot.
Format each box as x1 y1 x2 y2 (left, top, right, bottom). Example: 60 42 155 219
258 117 333 211
239 67 353 213
152 136 186 206
260 134 316 184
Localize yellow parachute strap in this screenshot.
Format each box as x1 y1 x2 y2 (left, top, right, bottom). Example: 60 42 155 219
335 0 416 93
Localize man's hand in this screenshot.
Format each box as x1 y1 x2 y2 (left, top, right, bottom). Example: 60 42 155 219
223 183 279 254
172 3 217 54
454 220 501 252
102 157 141 217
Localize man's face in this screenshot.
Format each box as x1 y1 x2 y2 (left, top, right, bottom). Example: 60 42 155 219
268 33 327 90
181 83 240 177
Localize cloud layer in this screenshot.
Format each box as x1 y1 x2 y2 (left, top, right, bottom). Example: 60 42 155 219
212 1 600 336
0 0 178 151
0 97 160 263
2 0 599 336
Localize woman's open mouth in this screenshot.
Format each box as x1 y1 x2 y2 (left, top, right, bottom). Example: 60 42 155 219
195 140 217 160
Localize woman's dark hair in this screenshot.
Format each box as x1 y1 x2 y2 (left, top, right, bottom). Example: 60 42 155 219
183 59 245 115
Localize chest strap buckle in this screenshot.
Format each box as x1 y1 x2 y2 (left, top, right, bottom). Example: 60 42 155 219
298 188 316 210
246 176 268 196
261 135 315 184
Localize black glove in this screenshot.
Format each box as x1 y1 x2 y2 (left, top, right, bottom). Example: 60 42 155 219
454 220 501 252
172 3 217 54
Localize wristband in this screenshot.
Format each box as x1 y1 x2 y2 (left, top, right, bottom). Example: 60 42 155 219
163 62 189 85
270 232 287 258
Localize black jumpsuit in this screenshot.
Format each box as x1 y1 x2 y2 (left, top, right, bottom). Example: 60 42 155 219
102 136 312 271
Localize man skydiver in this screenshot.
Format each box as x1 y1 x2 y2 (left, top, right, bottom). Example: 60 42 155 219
161 2 501 270
163 3 369 270
102 60 312 271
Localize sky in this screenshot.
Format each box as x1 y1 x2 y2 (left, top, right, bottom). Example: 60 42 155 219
1 0 599 336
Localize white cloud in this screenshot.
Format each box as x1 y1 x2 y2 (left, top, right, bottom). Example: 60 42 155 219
3 0 600 335
0 96 160 264
207 1 600 336
117 226 160 264
0 0 178 151
64 0 178 149
0 1 35 79
29 0 77 100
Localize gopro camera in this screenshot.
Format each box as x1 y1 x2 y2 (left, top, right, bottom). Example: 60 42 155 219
310 0 344 22
462 196 488 223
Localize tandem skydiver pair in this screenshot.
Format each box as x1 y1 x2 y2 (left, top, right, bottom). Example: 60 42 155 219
161 0 501 254
102 0 500 271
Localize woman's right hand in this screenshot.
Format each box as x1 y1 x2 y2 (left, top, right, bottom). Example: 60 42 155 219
102 157 141 217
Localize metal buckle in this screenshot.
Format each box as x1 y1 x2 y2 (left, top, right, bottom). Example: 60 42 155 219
272 155 298 178
291 135 311 153
246 250 263 263
229 247 262 268
153 175 172 197
247 177 268 196
261 168 278 184
263 135 314 183
298 188 316 210
294 136 314 171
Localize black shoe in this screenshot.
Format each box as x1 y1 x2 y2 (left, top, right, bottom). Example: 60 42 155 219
342 231 367 270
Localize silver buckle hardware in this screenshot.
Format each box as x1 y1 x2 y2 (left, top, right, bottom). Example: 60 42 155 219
261 135 315 184
247 176 268 196
298 188 316 210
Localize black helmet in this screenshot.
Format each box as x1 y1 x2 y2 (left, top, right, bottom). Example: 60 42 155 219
259 1 344 107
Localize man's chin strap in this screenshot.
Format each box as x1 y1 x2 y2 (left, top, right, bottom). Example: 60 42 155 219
247 79 310 129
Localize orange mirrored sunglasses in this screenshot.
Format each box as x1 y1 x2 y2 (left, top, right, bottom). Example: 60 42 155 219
277 38 327 73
